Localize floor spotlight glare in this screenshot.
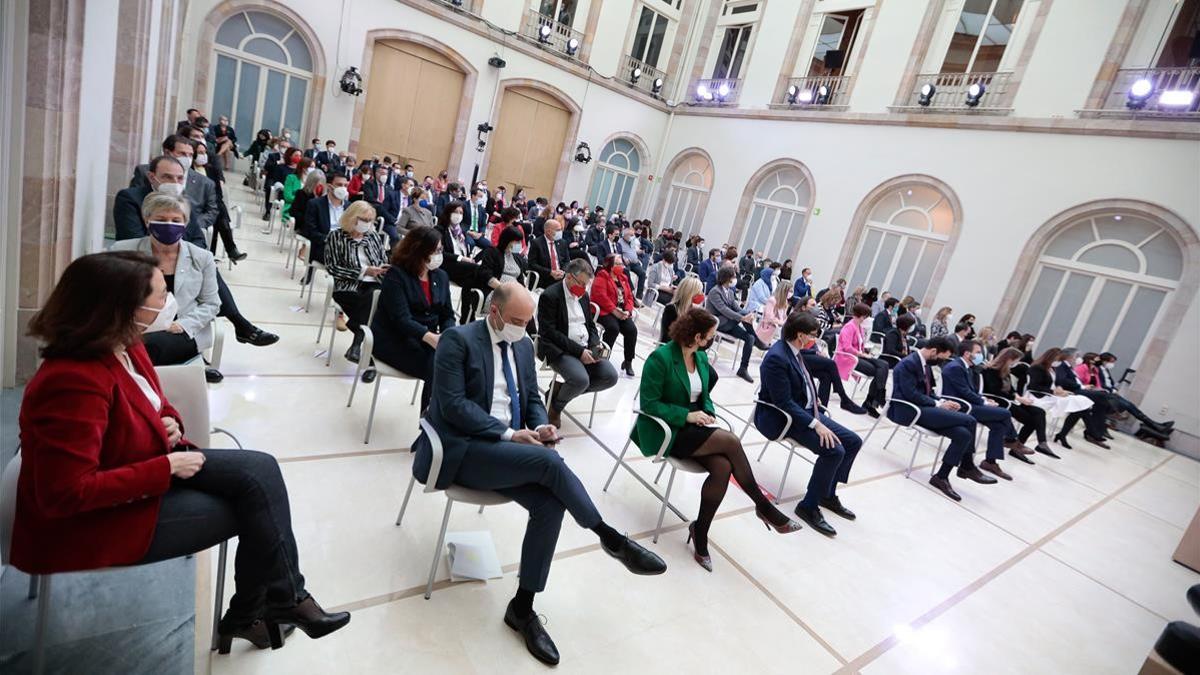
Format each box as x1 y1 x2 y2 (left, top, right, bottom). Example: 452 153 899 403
1159 89 1194 107
1126 78 1153 109
566 37 580 56
651 77 664 95
538 23 552 43
785 84 799 104
631 66 642 84
965 82 985 107
918 82 935 106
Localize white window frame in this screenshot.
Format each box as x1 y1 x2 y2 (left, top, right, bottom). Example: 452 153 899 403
588 138 642 214
848 189 952 299
625 1 680 68
705 0 763 80
662 154 713 231
806 9 865 77
738 166 811 262
211 13 312 138
941 0 1026 74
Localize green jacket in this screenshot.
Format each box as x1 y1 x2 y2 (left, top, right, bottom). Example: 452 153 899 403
281 173 302 220
631 341 716 457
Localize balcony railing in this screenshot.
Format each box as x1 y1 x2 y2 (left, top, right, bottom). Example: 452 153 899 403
521 10 584 60
428 0 475 12
1087 67 1200 118
689 77 741 105
619 54 668 97
777 74 854 108
902 71 1013 111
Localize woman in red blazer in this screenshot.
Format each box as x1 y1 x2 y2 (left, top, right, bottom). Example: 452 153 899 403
592 253 639 377
17 251 349 653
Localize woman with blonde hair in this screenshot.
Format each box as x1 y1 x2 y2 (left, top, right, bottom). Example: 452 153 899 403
325 200 390 366
660 276 704 343
930 306 953 337
755 278 792 345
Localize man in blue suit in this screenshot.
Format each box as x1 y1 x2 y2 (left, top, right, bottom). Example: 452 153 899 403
890 336 996 501
942 340 1024 481
697 248 720 292
756 312 862 537
413 282 665 666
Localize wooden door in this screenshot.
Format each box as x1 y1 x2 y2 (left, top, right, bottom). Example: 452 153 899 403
486 86 570 200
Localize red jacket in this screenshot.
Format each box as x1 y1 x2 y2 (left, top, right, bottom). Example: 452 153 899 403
592 268 635 316
13 342 190 574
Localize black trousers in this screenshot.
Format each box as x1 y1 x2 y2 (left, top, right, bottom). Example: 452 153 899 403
598 313 637 365
333 285 381 340
854 356 889 407
138 449 306 621
215 272 254 335
209 204 239 256
717 319 754 371
142 331 200 366
1010 403 1048 443
1062 390 1111 437
376 338 435 411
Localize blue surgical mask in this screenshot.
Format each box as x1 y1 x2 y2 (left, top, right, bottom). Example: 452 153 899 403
972 353 984 366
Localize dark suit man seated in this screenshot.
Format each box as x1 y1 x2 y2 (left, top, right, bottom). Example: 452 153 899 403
890 336 997 501
1054 348 1119 447
942 340 1023 481
537 259 617 427
527 218 572 290
413 282 665 666
756 313 863 537
361 166 402 246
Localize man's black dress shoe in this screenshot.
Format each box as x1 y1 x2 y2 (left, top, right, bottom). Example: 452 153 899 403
504 601 560 666
344 344 361 364
1084 434 1111 449
600 536 667 575
929 475 961 501
819 496 856 520
236 327 280 346
794 505 837 537
840 399 867 416
957 467 998 484
205 368 224 383
361 368 377 384
229 250 248 262
1034 443 1061 459
1009 450 1036 465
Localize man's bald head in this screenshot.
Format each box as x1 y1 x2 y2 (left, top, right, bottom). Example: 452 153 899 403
489 281 535 329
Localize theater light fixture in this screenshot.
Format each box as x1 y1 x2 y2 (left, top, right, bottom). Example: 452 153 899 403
797 89 814 104
815 84 830 105
716 83 731 102
695 83 712 102
1126 78 1153 109
574 142 592 164
785 84 799 104
538 24 552 43
918 82 935 106
965 82 985 107
631 66 642 84
1159 89 1194 107
476 122 494 152
339 67 363 96
651 77 664 95
566 37 581 56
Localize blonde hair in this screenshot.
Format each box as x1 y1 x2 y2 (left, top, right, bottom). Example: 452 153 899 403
140 192 191 223
671 276 703 316
935 306 953 321
772 278 793 308
339 200 378 233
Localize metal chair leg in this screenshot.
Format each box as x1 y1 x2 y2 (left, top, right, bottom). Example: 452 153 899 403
905 433 923 478
395 474 417 526
27 574 38 599
364 373 384 444
931 438 946 476
603 439 631 492
861 415 884 444
587 392 597 428
410 380 420 406
315 283 332 342
425 499 454 599
477 504 485 514
653 467 677 544
777 448 795 505
210 541 229 651
883 425 901 450
325 313 338 367
32 575 50 675
757 445 768 462
653 462 667 484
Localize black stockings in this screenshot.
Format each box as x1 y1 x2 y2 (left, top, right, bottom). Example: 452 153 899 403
688 429 787 554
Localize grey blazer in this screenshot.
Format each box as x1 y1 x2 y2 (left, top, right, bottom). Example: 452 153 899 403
706 284 746 323
643 261 676 303
110 237 220 350
396 204 434 233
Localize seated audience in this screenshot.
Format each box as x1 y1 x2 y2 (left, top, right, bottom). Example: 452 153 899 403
361 164 402 245
479 226 530 304
644 249 680 305
983 347 1057 459
19 251 349 653
757 312 863 537
815 289 844 343
1027 348 1101 449
537 259 617 427
636 308 801 571
281 158 312 222
592 253 639 377
698 248 720 292
871 297 898 336
746 262 781 312
371 225 455 408
976 326 998 360
661 277 705 344
706 265 760 382
616 226 648 299
870 291 891 317
301 171 350 279
414 282 666 666
1097 352 1174 435
930 306 953 338
791 267 814 305
960 313 978 339
942 340 1023 481
1054 348 1119 448
325 201 390 366
291 168 324 262
527 215 571 290
755 278 792 346
834 303 889 417
883 313 916 363
949 321 971 350
891 336 997 501
397 185 435 235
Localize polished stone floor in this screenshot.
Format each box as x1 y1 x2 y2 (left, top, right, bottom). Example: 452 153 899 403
17 184 1200 675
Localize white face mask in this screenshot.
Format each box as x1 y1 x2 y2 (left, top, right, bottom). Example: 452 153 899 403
155 181 185 197
553 231 563 241
405 171 414 178
332 186 349 201
354 220 373 234
137 293 178 333
195 154 208 167
492 313 526 343
450 213 463 225
175 155 193 170
427 253 443 271
506 244 518 255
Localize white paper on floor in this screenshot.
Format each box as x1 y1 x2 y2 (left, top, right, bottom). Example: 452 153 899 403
445 531 503 582
289 305 305 312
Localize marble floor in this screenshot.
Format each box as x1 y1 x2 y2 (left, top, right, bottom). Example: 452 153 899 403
196 185 1199 674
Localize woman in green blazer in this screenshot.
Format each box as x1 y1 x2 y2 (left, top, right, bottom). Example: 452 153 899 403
632 308 801 572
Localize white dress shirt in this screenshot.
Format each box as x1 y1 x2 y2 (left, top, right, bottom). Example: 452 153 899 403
563 283 588 346
687 367 703 403
786 342 820 428
328 198 346 226
115 348 162 412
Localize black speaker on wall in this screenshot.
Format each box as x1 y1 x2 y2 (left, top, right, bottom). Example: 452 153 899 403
824 49 845 71
1188 32 1200 59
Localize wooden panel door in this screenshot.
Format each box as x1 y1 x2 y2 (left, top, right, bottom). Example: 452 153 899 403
486 86 569 200
359 41 465 178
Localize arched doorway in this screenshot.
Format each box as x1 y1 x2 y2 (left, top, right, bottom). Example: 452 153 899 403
732 159 814 262
483 80 580 201
587 136 642 215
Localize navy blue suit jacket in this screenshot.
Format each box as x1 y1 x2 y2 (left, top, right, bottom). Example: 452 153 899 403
755 341 818 439
413 320 549 489
889 352 938 425
371 266 455 368
698 259 719 291
941 358 985 407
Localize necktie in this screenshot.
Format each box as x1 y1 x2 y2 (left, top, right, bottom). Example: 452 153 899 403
923 363 932 395
795 350 816 414
499 342 521 430
377 184 384 204
549 239 558 271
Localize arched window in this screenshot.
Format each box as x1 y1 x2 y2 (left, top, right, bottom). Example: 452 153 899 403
847 183 954 300
1013 213 1184 362
210 10 314 137
662 152 713 231
739 163 812 261
587 138 641 214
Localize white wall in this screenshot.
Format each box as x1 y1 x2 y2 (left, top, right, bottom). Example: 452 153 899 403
73 0 119 257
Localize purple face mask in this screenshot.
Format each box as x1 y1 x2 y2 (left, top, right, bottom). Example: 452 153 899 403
147 220 186 245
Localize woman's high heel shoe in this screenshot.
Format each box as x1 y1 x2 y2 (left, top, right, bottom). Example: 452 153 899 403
686 522 713 572
215 619 295 654
1054 433 1073 450
755 509 803 534
261 595 351 649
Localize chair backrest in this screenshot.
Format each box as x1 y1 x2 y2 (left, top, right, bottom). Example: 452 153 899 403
0 450 21 566
154 364 212 447
367 289 383 326
419 418 444 493
525 271 540 292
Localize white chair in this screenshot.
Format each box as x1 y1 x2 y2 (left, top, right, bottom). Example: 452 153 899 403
602 410 720 543
346 292 422 444
183 320 224 372
394 419 513 599
737 387 816 504
861 399 951 478
710 331 745 368
524 271 541 295
538 341 599 428
834 349 867 399
462 287 486 323
300 260 327 312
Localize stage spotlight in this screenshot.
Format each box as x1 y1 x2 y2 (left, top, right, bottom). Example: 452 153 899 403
631 66 642 84
538 24 552 43
651 77 664 95
965 82 985 107
815 84 830 105
797 89 814 104
785 84 799 104
566 37 581 56
1126 78 1153 109
716 82 730 102
918 82 935 106
695 83 711 101
1159 89 1194 107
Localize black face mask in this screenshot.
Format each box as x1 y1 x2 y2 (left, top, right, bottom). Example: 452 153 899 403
698 336 715 350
